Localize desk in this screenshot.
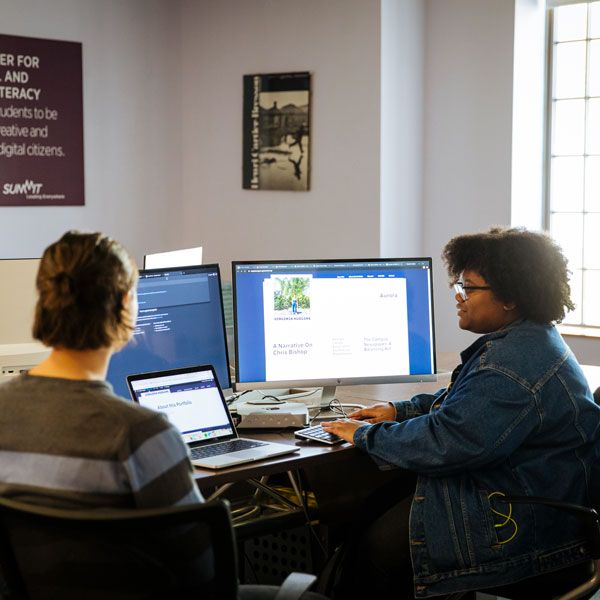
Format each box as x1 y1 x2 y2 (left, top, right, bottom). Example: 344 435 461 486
193 367 454 488
195 354 599 491
193 354 456 528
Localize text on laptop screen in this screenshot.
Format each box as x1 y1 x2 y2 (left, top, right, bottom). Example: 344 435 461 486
107 265 231 399
130 370 234 444
232 258 436 392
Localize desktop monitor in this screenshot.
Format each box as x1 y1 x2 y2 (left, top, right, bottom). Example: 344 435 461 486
0 258 51 377
232 258 436 406
106 264 231 399
0 258 40 345
143 246 203 269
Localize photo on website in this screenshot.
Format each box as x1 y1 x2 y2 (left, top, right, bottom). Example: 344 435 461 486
273 275 311 317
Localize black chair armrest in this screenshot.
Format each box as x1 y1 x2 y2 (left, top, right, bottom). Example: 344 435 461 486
499 495 600 558
274 573 317 600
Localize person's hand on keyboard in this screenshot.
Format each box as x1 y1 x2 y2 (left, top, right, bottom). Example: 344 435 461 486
346 403 396 423
321 418 368 445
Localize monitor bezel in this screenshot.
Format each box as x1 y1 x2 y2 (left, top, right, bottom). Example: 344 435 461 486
231 257 437 392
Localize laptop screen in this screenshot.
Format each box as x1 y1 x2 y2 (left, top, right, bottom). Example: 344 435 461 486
128 367 236 444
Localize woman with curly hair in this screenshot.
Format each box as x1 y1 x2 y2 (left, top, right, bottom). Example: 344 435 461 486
323 227 600 599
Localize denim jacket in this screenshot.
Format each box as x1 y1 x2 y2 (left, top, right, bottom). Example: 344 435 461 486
353 319 600 597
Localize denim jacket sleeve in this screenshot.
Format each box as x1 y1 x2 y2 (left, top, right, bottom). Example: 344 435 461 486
354 366 541 476
392 388 446 421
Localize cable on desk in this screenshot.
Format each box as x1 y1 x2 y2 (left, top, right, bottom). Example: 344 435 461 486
257 394 286 403
309 398 364 425
226 389 252 406
227 388 320 407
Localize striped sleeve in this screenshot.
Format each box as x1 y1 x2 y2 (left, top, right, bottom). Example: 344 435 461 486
122 413 203 508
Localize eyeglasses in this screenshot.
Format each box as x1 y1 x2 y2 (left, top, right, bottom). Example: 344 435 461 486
454 282 491 301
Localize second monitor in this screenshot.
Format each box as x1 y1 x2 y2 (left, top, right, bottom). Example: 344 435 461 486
232 258 437 407
107 264 231 400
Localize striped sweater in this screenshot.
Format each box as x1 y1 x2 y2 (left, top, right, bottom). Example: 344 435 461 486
0 373 203 508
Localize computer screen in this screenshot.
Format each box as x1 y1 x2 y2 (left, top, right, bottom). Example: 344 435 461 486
107 264 231 399
143 246 203 269
232 258 436 405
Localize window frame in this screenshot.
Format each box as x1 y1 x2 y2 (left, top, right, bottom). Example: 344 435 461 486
546 0 600 335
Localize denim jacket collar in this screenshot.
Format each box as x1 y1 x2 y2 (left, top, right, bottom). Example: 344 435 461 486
459 317 526 366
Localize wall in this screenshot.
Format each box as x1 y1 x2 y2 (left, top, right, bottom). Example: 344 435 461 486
511 0 546 231
3 0 592 362
177 0 520 353
380 0 425 259
0 0 182 265
179 0 382 278
562 334 600 365
422 0 517 351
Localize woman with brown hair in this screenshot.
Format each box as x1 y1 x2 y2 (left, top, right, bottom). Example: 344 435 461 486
0 230 202 509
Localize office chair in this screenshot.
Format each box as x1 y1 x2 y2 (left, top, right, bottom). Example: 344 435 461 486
0 497 329 600
474 495 600 600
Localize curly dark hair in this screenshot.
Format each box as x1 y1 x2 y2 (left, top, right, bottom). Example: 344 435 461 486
441 226 574 324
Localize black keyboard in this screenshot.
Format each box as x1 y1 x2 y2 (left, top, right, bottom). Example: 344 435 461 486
190 438 266 459
294 425 344 445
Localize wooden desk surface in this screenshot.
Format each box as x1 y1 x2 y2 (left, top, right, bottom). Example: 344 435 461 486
194 355 600 524
194 353 457 489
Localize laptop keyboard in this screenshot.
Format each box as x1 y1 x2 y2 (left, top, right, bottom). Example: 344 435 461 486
190 438 267 459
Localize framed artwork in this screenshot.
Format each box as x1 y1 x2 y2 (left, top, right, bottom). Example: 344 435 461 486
0 33 83 206
243 71 310 191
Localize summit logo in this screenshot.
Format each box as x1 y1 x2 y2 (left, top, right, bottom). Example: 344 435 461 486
3 180 43 195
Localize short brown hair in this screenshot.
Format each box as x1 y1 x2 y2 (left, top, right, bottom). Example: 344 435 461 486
442 226 574 324
33 231 138 350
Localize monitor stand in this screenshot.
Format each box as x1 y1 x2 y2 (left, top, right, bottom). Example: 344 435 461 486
319 385 337 407
310 386 365 412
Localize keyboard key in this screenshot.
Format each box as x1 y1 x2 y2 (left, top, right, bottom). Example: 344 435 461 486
190 438 266 459
294 425 344 445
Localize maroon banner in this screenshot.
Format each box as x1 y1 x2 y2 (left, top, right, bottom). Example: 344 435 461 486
0 33 83 206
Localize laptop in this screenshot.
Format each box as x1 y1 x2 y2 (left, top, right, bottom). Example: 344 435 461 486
126 364 299 469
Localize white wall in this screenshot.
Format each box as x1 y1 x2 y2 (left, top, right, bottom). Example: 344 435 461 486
422 0 517 351
0 0 183 265
176 0 527 355
511 0 546 231
4 0 592 362
380 0 425 259
179 0 382 277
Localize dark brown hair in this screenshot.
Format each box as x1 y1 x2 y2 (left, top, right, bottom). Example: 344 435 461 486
33 231 138 350
442 226 574 324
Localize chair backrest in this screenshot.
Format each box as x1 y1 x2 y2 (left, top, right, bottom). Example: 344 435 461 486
0 497 238 600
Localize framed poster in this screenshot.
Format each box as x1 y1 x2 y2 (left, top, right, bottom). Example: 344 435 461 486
243 71 310 191
0 33 84 206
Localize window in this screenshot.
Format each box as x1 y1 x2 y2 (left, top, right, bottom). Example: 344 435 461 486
547 1 600 329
